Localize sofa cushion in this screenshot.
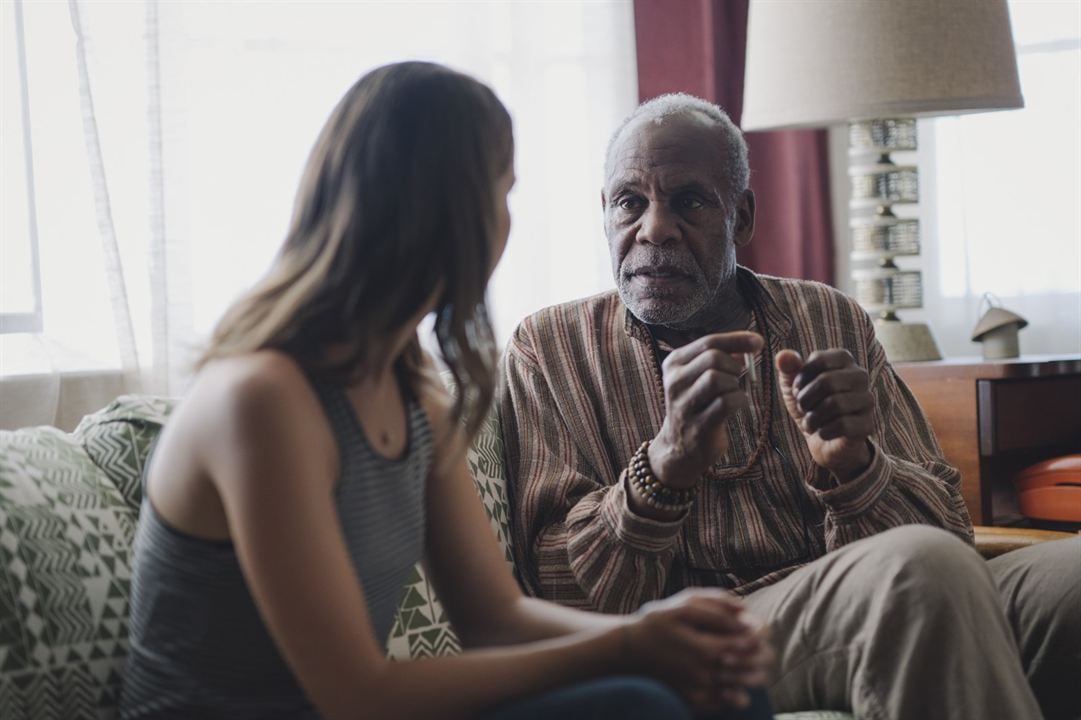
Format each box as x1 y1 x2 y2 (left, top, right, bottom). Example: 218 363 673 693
466 407 515 567
74 396 174 513
387 404 514 660
0 425 137 720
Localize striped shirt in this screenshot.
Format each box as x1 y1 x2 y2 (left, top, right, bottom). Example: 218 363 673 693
500 267 973 613
120 376 433 719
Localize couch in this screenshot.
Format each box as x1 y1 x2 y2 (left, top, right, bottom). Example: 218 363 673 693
0 395 1062 719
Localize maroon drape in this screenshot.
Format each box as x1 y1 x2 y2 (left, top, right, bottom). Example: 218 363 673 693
633 0 835 284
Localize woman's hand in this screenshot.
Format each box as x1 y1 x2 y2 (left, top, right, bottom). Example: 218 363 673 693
625 588 774 713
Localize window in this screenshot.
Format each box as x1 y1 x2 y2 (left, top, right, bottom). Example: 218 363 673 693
919 0 1081 356
1 0 43 335
0 0 637 389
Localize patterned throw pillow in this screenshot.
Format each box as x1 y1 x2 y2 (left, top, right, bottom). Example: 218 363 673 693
466 407 515 568
74 397 175 512
386 404 515 660
385 564 460 660
0 426 137 720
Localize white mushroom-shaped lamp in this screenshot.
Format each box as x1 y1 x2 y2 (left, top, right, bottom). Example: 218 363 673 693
972 298 1028 360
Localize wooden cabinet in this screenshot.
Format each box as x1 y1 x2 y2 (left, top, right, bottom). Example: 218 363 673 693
894 356 1081 525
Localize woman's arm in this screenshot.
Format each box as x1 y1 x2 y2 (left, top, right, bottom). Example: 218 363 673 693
199 357 760 720
416 386 615 644
421 432 625 645
417 383 773 711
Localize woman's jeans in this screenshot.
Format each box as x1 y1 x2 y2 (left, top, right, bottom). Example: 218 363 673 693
478 676 773 719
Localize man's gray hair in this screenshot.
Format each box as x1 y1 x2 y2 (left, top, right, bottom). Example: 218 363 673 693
604 93 750 208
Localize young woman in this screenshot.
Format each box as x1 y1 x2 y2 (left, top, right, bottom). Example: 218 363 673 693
119 62 773 720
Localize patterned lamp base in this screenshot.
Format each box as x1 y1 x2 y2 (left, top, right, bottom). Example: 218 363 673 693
874 319 942 362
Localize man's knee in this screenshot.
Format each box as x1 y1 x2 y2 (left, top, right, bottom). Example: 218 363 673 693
847 525 990 600
863 523 977 564
787 525 988 639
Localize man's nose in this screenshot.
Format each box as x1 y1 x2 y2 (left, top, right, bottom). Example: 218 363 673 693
637 203 679 246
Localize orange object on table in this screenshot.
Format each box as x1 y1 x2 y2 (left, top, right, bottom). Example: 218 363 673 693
1014 454 1081 523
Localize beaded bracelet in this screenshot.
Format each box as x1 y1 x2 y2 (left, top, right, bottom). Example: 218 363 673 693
628 440 697 511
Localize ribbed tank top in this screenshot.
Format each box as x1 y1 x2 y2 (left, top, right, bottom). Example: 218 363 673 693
120 376 433 719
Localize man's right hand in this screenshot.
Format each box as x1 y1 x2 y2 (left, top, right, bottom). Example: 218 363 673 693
647 332 764 490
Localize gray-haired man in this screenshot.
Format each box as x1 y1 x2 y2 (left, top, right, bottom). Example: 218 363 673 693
501 93 1080 719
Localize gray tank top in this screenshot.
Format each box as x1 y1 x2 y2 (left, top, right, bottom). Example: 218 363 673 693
120 376 433 719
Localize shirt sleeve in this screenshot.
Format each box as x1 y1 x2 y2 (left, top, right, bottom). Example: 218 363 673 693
499 325 686 614
807 308 975 548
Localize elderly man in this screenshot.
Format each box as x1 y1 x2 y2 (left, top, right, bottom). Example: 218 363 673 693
499 94 1080 720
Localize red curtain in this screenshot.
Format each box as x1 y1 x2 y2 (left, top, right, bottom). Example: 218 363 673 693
633 0 835 285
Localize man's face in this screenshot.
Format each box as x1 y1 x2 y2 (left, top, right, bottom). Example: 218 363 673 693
602 114 752 329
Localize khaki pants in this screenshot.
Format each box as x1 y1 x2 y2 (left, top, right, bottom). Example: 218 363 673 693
743 526 1080 720
990 535 1081 720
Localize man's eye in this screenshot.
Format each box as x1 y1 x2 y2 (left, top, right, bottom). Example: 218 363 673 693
618 196 645 211
677 195 705 210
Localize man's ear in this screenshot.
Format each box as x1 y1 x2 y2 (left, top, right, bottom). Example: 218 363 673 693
733 189 756 247
600 188 607 211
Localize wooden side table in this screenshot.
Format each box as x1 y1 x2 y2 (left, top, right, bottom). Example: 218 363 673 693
894 356 1081 526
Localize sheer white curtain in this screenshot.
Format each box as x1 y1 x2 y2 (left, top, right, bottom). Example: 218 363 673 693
0 0 637 430
913 0 1081 357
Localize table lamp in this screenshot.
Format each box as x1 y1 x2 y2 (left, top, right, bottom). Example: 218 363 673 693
741 0 1024 362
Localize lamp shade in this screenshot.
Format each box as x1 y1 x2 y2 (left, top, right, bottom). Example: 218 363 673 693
741 0 1024 130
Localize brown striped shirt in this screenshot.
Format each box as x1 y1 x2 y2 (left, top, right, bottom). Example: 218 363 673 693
499 267 973 613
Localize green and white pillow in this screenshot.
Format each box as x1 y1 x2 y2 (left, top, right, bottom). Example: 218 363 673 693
467 407 515 568
387 404 515 659
74 396 174 512
0 425 137 720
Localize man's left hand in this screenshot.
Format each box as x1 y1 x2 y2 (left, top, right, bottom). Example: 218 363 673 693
775 349 874 483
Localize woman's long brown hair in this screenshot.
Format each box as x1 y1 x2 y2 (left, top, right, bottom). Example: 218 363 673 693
198 62 512 443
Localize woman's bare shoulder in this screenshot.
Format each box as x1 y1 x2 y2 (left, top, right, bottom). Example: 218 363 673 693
200 349 307 395
145 352 337 538
181 351 334 467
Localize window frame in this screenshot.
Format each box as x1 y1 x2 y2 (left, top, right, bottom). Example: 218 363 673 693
1 0 44 335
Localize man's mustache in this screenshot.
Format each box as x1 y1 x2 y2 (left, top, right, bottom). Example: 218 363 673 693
622 252 697 278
